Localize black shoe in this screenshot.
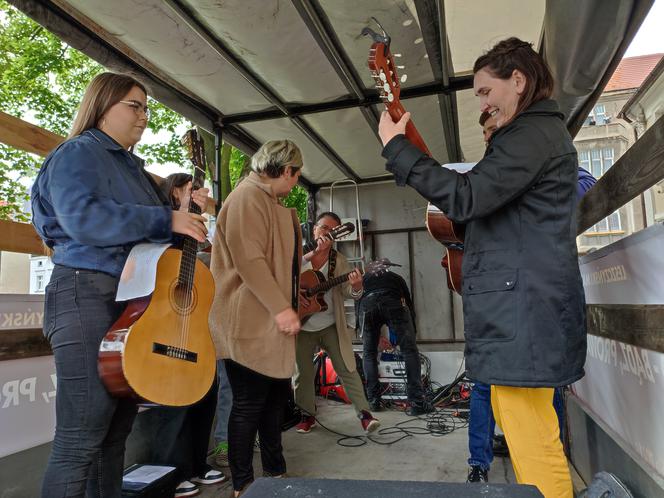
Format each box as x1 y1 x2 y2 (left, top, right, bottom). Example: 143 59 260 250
406 401 435 416
492 434 509 457
466 466 488 483
369 399 383 412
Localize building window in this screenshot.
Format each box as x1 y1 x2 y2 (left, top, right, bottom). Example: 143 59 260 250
584 104 610 126
36 274 44 292
579 147 614 177
587 210 622 233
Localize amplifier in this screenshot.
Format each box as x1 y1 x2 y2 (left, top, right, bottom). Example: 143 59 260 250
378 352 427 400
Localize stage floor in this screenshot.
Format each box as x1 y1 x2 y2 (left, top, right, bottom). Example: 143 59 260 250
200 399 517 497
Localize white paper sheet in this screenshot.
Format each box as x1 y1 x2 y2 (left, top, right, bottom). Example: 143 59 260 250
116 243 171 301
441 162 477 173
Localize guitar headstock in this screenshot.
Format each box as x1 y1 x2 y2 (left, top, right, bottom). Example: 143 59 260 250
365 257 402 276
367 43 401 107
327 221 355 242
181 129 207 190
363 19 403 110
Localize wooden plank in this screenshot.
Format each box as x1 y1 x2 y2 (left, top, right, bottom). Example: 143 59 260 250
586 304 664 354
0 220 47 255
0 110 64 157
0 329 51 361
577 113 664 234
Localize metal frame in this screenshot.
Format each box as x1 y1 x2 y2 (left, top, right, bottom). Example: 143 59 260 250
291 0 380 139
413 0 462 162
222 76 474 125
163 0 362 182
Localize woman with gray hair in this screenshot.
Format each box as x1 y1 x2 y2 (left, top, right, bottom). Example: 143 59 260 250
209 139 303 496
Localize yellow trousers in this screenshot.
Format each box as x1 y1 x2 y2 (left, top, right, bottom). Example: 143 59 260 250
491 385 573 498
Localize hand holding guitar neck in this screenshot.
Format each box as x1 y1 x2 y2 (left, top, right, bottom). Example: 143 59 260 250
303 221 355 258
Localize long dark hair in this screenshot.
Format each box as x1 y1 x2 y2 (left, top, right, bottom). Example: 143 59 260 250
473 37 554 121
160 173 193 209
68 72 148 139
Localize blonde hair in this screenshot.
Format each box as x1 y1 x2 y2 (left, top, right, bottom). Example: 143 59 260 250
251 140 303 178
68 72 148 139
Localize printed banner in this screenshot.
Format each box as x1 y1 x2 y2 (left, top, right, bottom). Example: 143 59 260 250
574 223 664 476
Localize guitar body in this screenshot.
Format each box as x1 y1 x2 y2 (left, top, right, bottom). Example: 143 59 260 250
426 204 464 292
99 248 216 406
299 269 329 321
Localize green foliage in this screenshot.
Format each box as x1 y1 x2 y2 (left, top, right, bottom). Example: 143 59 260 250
0 0 188 220
0 0 308 223
227 148 308 222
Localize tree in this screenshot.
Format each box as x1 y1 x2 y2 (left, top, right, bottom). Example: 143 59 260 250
0 0 189 220
0 0 308 222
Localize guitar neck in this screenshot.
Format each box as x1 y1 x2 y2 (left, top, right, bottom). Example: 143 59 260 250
387 101 431 156
306 271 353 296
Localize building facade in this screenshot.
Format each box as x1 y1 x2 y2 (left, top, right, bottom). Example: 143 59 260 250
575 53 663 253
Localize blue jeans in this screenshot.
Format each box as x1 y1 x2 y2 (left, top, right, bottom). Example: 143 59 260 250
41 266 137 498
468 382 566 470
468 382 495 470
214 359 232 444
359 291 425 404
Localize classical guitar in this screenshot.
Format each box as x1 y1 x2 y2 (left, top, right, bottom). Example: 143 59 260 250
299 259 391 322
363 20 464 294
98 129 216 406
303 221 355 253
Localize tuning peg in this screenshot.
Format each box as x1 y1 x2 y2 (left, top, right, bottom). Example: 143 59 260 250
379 72 387 82
397 65 405 70
383 83 391 92
400 74 408 83
387 94 394 102
393 53 402 58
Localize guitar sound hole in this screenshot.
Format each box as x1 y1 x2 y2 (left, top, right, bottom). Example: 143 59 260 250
169 281 198 315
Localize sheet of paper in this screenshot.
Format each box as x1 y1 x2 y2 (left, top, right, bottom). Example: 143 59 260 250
441 162 477 173
123 464 175 484
116 243 171 301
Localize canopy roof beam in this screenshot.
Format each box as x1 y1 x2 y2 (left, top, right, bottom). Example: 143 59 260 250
290 0 380 140
164 0 361 182
222 75 474 125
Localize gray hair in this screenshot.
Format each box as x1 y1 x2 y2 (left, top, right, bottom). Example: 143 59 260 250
251 139 303 178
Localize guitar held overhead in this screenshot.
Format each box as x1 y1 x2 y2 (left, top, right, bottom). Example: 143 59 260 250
363 18 465 295
98 129 216 406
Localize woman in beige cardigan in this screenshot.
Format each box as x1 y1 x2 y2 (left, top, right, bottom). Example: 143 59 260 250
209 140 303 496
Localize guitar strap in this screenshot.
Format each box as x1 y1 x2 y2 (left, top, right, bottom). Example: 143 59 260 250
328 248 337 280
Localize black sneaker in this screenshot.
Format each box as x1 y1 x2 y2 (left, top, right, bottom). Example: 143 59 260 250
406 401 435 416
493 434 509 457
466 465 488 483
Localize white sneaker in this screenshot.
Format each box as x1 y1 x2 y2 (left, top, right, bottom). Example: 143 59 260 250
174 480 199 497
190 467 228 485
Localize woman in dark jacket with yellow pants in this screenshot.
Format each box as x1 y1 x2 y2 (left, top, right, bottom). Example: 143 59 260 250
378 38 585 498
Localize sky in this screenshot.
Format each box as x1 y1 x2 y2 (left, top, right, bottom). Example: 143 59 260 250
625 0 664 57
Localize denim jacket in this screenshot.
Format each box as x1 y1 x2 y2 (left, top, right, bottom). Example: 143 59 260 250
31 128 172 277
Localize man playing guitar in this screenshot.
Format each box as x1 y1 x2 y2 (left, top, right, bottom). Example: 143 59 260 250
294 212 380 434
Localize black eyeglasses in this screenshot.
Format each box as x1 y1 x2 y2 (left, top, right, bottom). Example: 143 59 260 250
119 100 151 120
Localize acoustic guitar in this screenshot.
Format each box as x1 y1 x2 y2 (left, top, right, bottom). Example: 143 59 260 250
98 129 216 406
303 221 355 253
299 259 391 322
363 20 464 294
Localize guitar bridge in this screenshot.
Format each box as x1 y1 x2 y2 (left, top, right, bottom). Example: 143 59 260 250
152 342 198 363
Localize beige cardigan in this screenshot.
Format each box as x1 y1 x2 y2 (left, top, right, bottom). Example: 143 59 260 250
209 173 302 379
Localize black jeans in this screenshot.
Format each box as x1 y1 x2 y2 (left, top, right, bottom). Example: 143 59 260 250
224 359 290 491
359 291 425 404
41 265 137 498
149 376 218 482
